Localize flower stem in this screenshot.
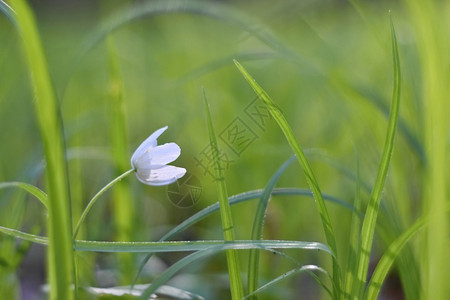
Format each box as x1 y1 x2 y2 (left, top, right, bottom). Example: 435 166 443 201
73 168 135 239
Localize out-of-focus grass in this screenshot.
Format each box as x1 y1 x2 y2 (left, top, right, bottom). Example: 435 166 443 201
0 0 448 299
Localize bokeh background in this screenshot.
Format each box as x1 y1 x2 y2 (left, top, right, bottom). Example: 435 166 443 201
0 0 448 299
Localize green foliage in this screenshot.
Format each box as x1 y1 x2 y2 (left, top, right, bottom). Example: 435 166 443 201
0 0 448 299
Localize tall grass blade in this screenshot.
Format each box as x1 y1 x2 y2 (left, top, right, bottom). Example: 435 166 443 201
343 153 362 298
106 36 134 283
353 17 401 298
9 1 75 298
234 59 341 298
247 155 296 298
202 89 243 299
404 1 450 298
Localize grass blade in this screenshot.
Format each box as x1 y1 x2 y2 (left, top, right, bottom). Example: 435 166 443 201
248 155 296 298
404 1 450 298
0 226 335 255
0 182 48 208
365 216 425 300
202 89 243 299
244 265 332 299
365 203 450 299
354 16 401 298
343 153 362 298
234 59 341 298
10 1 76 298
132 188 352 285
106 35 134 283
0 226 48 245
0 0 16 26
84 284 204 299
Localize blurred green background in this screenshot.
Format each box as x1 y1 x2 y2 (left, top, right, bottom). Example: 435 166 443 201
0 0 448 299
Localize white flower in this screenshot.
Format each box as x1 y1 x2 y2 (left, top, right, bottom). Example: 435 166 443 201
131 126 186 186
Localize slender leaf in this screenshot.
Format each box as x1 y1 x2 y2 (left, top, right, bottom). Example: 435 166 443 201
248 155 296 298
244 265 332 299
343 153 362 298
0 0 16 26
0 225 335 256
405 1 450 298
106 35 134 283
202 89 243 299
85 284 204 299
365 215 425 300
0 182 47 208
354 17 401 298
0 226 48 245
10 1 76 298
234 59 341 297
133 187 352 285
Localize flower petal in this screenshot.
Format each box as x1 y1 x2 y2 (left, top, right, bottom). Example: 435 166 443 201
131 126 168 167
149 143 181 165
136 165 186 186
133 143 181 169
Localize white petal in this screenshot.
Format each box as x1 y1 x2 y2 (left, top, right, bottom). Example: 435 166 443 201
136 165 186 186
148 143 181 165
133 143 181 169
130 126 168 167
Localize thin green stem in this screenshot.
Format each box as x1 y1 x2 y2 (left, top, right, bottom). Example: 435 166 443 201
73 168 135 239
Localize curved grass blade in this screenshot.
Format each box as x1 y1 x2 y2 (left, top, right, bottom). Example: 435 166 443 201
200 89 243 299
365 215 425 300
248 155 297 298
75 239 333 255
244 265 332 299
132 188 352 285
0 0 16 26
65 0 316 97
365 203 450 299
84 284 204 299
0 226 48 245
234 59 341 297
354 17 401 298
0 182 48 208
0 224 334 256
138 241 332 300
80 0 297 65
349 84 425 164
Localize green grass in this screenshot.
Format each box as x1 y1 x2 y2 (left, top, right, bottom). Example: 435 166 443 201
8 1 75 299
0 0 448 299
